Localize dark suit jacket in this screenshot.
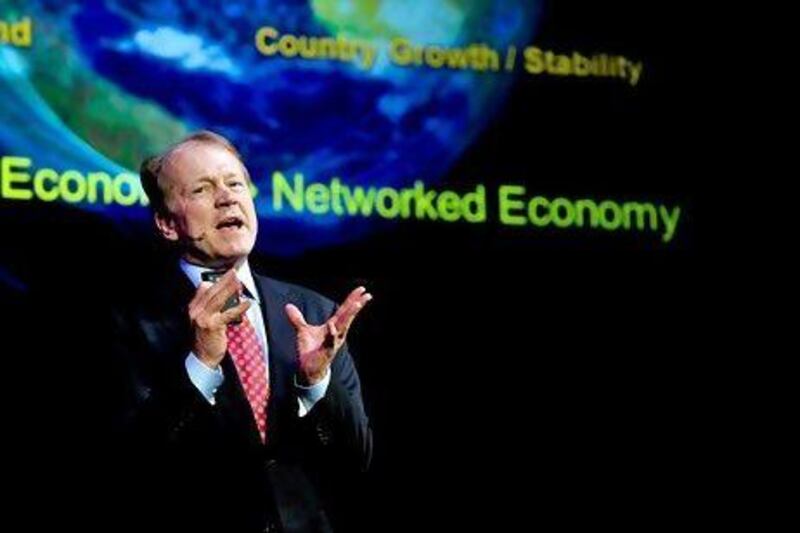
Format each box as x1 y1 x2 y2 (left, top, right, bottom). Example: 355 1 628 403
108 264 372 533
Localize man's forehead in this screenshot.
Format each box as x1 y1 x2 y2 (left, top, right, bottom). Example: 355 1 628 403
161 141 244 182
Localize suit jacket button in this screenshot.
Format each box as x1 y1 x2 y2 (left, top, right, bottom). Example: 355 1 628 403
316 424 331 445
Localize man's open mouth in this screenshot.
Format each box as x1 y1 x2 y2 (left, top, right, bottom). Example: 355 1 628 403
216 216 245 230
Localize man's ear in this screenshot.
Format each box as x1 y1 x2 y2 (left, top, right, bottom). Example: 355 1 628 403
154 211 179 241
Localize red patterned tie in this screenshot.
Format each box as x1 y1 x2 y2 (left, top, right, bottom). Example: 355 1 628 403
227 314 269 443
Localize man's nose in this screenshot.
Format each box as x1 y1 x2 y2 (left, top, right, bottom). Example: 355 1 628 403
215 185 236 206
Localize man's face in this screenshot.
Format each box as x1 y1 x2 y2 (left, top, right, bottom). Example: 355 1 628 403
156 141 258 268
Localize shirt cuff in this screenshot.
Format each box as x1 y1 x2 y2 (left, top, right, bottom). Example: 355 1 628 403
295 368 331 417
185 352 225 405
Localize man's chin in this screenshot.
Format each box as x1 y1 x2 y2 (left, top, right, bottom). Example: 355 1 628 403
220 245 254 266
185 248 251 270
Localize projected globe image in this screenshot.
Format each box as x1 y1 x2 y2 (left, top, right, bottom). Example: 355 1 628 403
0 0 540 253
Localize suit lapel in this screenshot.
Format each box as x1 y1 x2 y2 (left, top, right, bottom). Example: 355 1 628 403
139 265 195 363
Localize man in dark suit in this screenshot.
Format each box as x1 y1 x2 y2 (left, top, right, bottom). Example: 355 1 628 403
110 131 373 533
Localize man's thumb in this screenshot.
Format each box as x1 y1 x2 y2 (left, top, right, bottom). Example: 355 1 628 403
284 303 308 329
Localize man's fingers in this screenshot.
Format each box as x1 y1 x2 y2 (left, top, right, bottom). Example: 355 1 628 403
204 271 242 313
335 291 371 329
333 289 373 331
343 286 366 308
189 269 238 314
188 281 213 316
343 293 372 331
220 299 251 325
333 287 365 320
284 303 309 330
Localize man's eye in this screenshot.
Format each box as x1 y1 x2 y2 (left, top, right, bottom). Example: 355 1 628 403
229 181 245 189
191 186 207 195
